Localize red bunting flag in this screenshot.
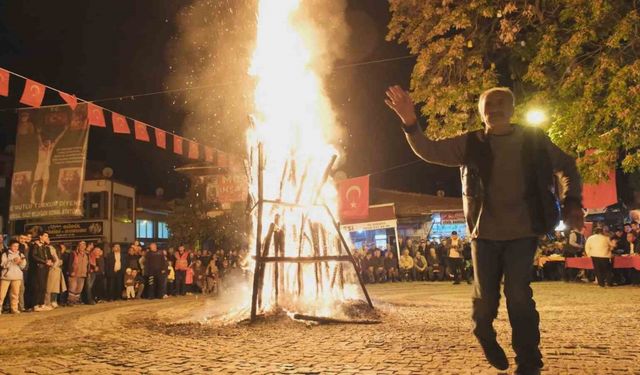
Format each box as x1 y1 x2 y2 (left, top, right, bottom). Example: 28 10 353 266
337 175 370 220
134 121 150 142
58 91 78 110
88 103 106 127
154 128 166 149
204 147 214 162
173 135 183 155
188 141 199 159
111 113 130 134
19 79 46 107
0 69 9 97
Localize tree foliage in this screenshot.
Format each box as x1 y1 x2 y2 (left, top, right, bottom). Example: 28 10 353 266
166 179 248 250
387 0 640 182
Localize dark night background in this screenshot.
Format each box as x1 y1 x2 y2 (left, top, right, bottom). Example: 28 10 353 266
0 1 460 200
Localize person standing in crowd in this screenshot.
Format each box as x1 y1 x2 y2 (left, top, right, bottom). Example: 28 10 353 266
414 251 428 281
58 243 71 306
90 245 106 303
564 227 585 282
66 241 89 304
386 85 583 374
45 242 65 308
384 250 399 282
585 227 613 287
173 245 189 296
1 239 27 314
30 232 53 311
144 243 166 299
126 245 141 271
447 232 465 285
105 244 126 301
398 249 414 281
17 234 30 311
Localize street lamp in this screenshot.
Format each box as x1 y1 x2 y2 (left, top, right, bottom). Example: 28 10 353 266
526 109 546 126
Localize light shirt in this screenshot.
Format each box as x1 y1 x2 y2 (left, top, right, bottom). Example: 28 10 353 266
585 234 612 258
114 251 121 272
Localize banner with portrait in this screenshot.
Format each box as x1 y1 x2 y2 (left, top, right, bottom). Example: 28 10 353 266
10 104 89 220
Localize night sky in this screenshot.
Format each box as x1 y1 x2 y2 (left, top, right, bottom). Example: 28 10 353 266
0 1 461 200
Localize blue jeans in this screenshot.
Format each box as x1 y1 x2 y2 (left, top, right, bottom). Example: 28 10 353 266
471 237 543 369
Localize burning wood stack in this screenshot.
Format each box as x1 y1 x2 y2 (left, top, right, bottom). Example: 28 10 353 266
247 143 373 321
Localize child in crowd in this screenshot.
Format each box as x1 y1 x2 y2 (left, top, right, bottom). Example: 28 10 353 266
167 263 175 297
124 268 135 299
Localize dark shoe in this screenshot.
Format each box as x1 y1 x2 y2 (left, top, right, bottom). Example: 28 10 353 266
479 340 509 371
515 364 541 375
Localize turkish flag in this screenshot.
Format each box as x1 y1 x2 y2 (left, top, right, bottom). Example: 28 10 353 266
154 128 166 149
338 175 369 220
134 121 150 142
188 141 199 159
111 113 131 134
19 79 46 107
0 69 9 97
59 91 78 109
88 103 106 127
173 135 183 155
204 146 214 162
582 170 617 209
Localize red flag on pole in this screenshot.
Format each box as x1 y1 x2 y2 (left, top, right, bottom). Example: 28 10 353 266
111 113 130 134
58 91 78 110
134 121 150 142
19 79 46 107
188 141 199 159
337 175 370 220
0 69 9 97
582 170 617 209
173 135 183 155
88 103 106 127
204 146 214 162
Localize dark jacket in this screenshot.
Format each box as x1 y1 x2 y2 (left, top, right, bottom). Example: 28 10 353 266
105 251 127 276
30 241 51 268
463 126 566 237
405 123 581 238
145 250 166 275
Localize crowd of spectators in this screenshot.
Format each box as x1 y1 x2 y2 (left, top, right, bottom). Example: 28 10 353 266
0 231 249 315
353 231 473 285
534 221 640 287
353 221 640 288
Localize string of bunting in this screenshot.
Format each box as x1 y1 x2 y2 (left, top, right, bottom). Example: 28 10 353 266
0 67 232 167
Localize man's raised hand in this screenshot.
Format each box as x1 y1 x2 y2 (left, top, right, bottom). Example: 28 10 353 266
385 85 417 126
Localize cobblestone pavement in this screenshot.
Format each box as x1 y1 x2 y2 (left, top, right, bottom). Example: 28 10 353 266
0 282 639 374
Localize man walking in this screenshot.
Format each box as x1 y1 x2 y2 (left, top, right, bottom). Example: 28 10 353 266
385 85 583 374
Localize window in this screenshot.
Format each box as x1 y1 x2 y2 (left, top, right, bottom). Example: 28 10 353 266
136 220 154 239
113 194 133 223
83 192 108 219
158 221 170 239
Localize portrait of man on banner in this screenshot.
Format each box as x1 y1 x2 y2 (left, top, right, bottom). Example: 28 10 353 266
9 103 90 220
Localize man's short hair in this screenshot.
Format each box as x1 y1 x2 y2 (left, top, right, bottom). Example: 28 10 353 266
451 231 458 235
478 87 516 114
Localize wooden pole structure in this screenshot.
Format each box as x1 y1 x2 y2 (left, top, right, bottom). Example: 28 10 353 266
250 144 264 321
322 203 374 309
